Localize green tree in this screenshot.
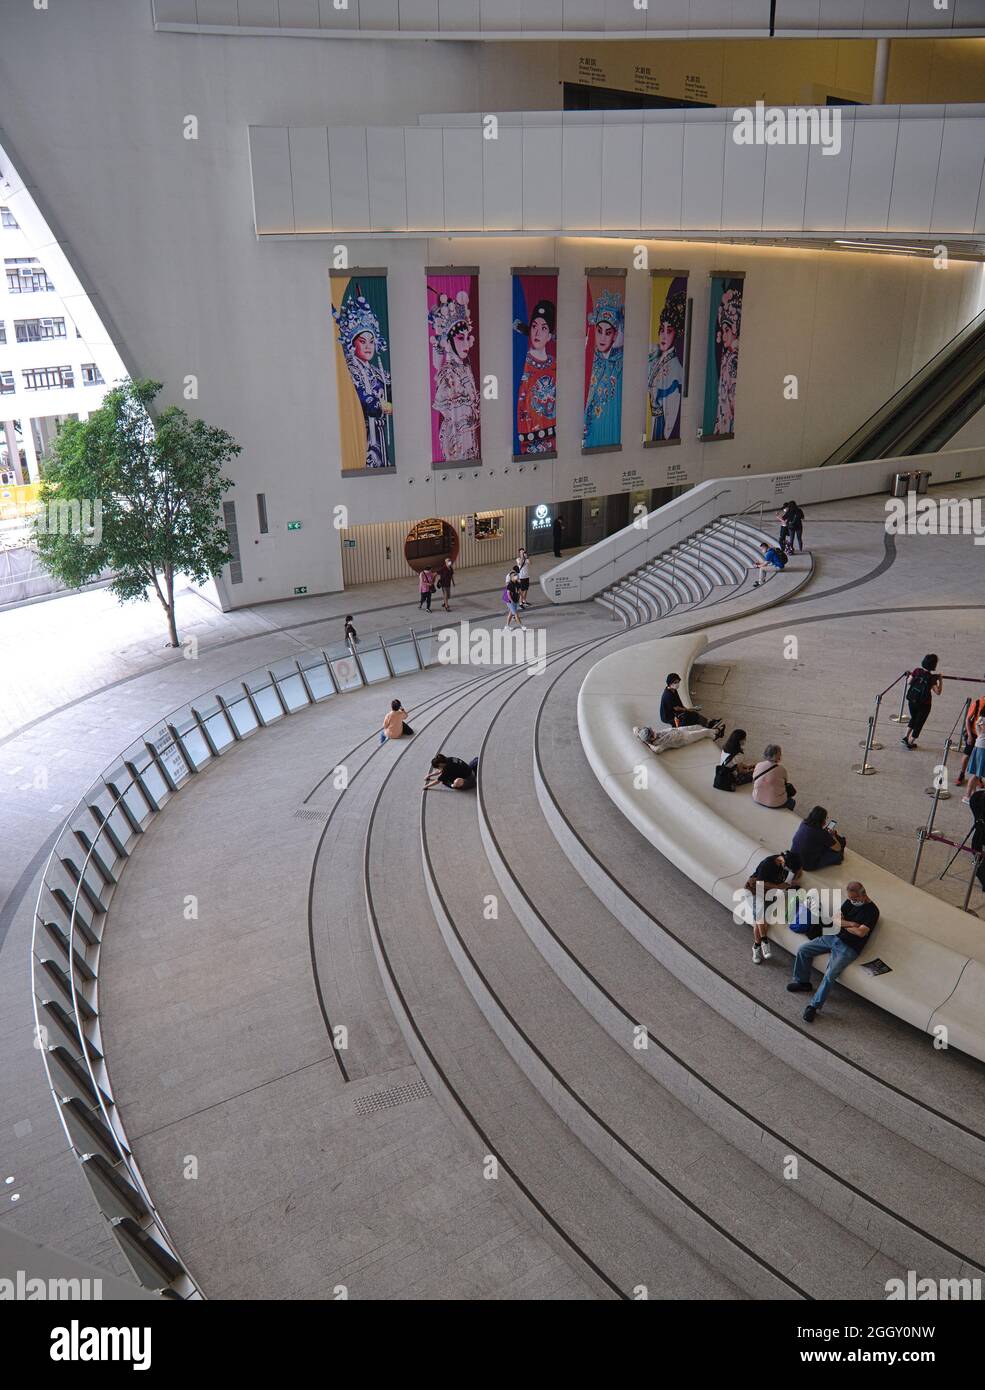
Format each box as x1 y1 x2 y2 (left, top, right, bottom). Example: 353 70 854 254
35 379 238 647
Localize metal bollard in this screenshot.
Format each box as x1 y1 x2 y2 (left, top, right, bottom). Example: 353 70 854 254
963 852 984 912
925 735 953 800
859 694 883 751
910 827 927 885
853 715 878 775
889 675 909 724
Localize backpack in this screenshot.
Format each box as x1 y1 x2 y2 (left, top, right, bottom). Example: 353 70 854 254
502 587 511 603
773 549 788 569
909 668 933 704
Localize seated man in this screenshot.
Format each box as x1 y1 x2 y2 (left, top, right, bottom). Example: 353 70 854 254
786 881 879 1022
659 673 724 736
753 542 788 587
424 752 478 791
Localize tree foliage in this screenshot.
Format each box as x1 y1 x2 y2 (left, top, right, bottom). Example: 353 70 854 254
35 379 238 646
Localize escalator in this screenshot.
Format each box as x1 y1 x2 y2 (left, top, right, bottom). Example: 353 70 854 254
821 304 985 466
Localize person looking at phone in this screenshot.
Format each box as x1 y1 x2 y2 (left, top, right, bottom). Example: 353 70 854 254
790 805 846 871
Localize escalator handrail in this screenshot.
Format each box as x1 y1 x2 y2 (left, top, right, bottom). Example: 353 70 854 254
819 301 985 467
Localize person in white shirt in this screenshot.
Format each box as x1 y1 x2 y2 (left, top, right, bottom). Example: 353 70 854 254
515 548 532 609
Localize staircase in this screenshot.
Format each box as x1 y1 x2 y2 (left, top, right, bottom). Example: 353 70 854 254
596 514 780 626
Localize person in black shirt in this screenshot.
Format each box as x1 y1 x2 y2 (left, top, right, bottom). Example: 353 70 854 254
742 852 803 964
971 789 985 892
790 805 846 871
424 752 478 791
787 881 878 1021
659 673 724 734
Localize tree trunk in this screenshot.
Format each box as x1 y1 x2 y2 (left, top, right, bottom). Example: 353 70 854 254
164 567 179 647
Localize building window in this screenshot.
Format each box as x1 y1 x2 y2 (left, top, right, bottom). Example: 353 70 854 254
0 322 5 345
22 365 74 390
0 208 17 228
81 363 104 386
0 371 14 395
14 317 67 342
5 258 55 294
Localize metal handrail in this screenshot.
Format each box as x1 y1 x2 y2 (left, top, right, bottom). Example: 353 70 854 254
601 495 774 599
820 303 985 468
29 615 437 1296
578 487 735 583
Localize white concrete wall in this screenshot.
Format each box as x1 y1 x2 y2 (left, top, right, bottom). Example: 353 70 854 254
1 1 981 609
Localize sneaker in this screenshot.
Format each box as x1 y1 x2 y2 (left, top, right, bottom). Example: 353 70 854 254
787 981 811 993
956 776 966 786
962 796 972 804
752 943 763 965
803 1005 817 1023
900 737 913 749
760 937 772 960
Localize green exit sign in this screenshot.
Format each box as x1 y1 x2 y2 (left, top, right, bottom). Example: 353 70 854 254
287 520 303 530
294 586 308 595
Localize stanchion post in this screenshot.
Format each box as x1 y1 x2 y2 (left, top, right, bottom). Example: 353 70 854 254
889 671 909 724
963 852 983 912
911 828 927 885
859 693 884 751
853 714 878 775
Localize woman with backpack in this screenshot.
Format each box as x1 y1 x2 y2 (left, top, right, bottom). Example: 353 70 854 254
901 654 942 750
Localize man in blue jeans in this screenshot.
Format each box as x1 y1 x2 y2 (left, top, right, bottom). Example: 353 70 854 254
786 881 879 1022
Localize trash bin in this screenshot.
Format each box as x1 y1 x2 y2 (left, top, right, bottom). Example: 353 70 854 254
914 470 932 495
891 472 911 498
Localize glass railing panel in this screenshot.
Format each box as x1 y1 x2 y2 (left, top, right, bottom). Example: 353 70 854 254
357 640 390 684
192 701 236 753
298 652 335 701
268 661 309 712
382 635 420 676
243 671 284 724
144 722 194 790
222 695 258 737
329 654 363 692
413 627 435 666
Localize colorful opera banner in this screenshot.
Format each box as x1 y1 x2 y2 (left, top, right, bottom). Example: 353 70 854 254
582 269 626 452
511 269 558 460
702 273 745 441
330 270 395 472
427 268 481 466
645 272 688 446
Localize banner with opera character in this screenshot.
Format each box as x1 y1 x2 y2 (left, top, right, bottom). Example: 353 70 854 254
427 268 481 466
582 269 626 453
511 269 558 460
330 270 395 473
702 273 744 441
645 272 688 446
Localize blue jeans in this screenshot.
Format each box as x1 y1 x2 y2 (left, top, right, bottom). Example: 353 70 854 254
792 936 859 1010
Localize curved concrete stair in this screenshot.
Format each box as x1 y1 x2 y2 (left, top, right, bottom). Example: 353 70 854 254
533 632 985 1186
362 656 745 1300
471 635 985 1285
401 652 964 1297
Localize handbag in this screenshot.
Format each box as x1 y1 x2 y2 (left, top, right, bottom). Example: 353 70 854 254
714 762 737 792
785 782 797 799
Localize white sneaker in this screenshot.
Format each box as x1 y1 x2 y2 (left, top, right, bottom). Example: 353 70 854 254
760 937 772 960
752 943 763 965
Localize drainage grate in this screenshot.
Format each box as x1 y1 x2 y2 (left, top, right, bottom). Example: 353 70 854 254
294 807 331 822
353 1079 431 1116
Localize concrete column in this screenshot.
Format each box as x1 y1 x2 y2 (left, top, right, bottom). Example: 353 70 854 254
3 419 25 484
20 415 40 482
872 39 890 105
